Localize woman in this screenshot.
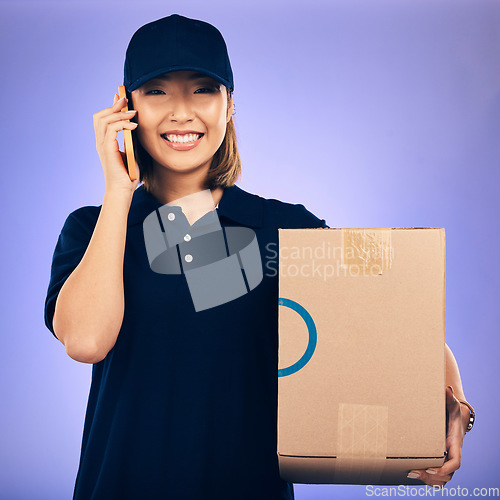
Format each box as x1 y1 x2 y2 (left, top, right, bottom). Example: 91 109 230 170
44 13 473 500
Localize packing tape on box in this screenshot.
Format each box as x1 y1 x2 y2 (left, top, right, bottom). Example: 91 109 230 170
341 229 393 276
335 403 388 483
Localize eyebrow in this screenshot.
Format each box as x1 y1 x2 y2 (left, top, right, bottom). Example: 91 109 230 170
150 72 217 82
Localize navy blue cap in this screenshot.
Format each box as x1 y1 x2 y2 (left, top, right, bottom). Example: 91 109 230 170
124 14 234 92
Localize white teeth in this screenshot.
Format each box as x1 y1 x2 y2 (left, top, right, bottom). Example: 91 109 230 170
165 133 202 143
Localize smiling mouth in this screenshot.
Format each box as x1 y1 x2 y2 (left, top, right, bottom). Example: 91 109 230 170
161 133 205 151
161 133 204 143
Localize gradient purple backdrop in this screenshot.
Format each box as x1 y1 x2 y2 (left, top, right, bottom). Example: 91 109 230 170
1 0 498 498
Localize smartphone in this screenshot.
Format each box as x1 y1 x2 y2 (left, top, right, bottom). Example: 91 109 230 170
118 85 138 181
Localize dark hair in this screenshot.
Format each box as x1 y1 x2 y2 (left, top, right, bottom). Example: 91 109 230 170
127 87 241 192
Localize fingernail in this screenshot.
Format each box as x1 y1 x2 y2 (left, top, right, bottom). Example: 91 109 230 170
407 472 420 479
426 469 437 474
125 110 136 114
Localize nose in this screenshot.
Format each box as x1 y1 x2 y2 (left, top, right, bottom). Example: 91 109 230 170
169 96 195 121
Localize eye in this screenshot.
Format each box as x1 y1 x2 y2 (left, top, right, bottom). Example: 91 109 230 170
145 89 165 95
195 87 217 94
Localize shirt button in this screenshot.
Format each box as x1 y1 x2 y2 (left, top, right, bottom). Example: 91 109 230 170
184 234 191 242
185 254 193 263
167 213 175 221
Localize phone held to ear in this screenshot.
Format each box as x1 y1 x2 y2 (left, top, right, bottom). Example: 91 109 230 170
118 85 138 181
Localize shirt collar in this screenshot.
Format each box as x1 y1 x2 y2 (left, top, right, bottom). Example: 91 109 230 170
127 184 264 229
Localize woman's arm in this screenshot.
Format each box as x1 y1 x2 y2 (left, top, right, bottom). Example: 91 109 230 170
445 343 467 401
53 93 139 364
445 342 472 432
408 343 471 487
53 190 133 364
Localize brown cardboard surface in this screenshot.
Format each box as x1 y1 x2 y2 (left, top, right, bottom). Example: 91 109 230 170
277 228 446 485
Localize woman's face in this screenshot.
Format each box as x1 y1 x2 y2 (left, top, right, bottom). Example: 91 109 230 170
131 70 233 178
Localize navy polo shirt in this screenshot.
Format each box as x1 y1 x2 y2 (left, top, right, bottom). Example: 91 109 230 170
44 183 329 500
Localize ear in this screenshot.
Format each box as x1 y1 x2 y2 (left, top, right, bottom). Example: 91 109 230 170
226 94 234 123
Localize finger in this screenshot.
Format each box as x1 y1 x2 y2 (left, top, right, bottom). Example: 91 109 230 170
408 469 452 487
95 109 137 149
93 93 135 152
101 120 138 148
93 96 126 121
97 121 138 159
93 100 121 141
103 119 138 138
112 96 129 112
93 96 129 129
99 110 137 144
101 108 137 124
425 467 454 482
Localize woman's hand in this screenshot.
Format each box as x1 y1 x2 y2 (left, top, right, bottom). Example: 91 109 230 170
408 385 469 488
93 93 140 196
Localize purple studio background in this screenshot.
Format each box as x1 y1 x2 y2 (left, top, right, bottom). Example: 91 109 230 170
1 0 499 498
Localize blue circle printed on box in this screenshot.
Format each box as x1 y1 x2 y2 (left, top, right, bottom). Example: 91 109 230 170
278 298 317 377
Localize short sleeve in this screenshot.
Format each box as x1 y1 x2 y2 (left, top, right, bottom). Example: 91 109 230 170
291 203 330 229
44 207 100 338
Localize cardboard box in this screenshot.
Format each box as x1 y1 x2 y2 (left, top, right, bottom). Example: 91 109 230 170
277 228 446 485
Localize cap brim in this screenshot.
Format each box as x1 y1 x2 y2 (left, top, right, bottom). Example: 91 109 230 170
126 66 233 92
